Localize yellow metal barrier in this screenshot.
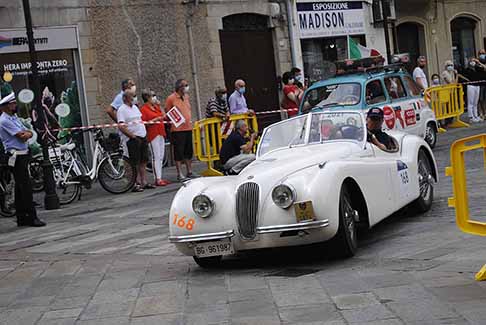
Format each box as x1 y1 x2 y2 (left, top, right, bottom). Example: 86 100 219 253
424 83 469 133
446 134 486 280
193 113 258 176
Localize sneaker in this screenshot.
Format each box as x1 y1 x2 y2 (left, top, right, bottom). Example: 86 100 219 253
187 172 200 179
177 174 189 182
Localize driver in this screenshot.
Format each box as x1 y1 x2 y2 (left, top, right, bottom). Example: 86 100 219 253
366 107 393 151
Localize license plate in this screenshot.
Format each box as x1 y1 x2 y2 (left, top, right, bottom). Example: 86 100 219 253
294 201 315 223
194 240 234 258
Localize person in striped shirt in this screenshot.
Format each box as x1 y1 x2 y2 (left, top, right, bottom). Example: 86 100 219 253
205 87 230 120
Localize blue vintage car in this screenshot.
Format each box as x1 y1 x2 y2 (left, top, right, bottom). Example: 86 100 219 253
299 66 438 148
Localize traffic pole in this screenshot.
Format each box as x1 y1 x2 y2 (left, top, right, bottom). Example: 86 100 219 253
381 0 392 64
22 0 60 210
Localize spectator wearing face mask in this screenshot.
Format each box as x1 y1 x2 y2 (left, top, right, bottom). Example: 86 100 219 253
431 74 441 87
141 89 170 187
165 79 197 181
281 71 303 118
228 79 255 115
106 78 137 122
205 87 230 119
462 58 486 123
291 67 306 90
441 61 458 85
477 50 486 120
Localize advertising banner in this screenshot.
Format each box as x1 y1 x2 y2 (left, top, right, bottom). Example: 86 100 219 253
297 1 365 39
0 26 78 54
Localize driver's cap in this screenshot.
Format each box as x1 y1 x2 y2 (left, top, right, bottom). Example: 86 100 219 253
367 107 384 119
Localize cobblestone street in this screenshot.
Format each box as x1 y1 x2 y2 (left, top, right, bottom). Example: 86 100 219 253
1 124 486 325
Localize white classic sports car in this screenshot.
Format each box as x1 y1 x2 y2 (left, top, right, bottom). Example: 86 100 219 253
169 111 437 267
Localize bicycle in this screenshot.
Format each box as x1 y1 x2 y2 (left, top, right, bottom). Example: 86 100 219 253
49 128 137 204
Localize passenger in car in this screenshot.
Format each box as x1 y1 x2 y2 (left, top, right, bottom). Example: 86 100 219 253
366 107 393 151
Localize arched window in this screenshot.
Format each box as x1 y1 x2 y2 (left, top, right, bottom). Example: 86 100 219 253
396 22 427 73
451 17 478 69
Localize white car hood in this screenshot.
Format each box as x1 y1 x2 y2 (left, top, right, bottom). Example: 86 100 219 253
240 141 359 182
182 142 361 204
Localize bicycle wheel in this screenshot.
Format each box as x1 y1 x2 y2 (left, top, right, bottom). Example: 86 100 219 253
57 169 81 205
29 158 44 193
98 154 136 194
0 170 15 217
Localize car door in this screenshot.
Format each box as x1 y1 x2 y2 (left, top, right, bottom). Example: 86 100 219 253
381 75 421 136
400 75 427 137
358 143 401 226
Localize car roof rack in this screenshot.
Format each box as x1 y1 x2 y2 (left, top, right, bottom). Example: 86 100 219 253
334 57 406 77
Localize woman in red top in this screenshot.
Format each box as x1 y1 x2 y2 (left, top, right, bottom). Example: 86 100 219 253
281 71 304 118
140 89 170 186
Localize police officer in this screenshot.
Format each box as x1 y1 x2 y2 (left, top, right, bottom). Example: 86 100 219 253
0 92 45 227
366 107 393 151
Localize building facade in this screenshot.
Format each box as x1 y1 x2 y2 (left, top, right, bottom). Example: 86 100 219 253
289 0 388 81
0 0 293 129
394 0 486 77
1 0 482 132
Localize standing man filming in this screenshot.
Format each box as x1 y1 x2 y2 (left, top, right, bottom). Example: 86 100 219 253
0 92 46 227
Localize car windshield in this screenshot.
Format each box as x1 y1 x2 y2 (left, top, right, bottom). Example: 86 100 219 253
258 115 309 156
302 83 361 113
258 112 365 156
308 112 365 144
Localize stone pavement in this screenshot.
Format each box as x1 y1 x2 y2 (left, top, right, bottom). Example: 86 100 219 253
1 123 486 324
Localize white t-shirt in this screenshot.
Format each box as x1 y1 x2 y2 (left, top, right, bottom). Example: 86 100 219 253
117 103 147 141
413 67 428 89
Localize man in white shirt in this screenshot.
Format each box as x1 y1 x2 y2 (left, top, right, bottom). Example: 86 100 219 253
106 79 137 122
117 92 152 192
413 56 428 90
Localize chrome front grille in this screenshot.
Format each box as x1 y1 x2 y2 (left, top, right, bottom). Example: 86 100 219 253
236 182 260 240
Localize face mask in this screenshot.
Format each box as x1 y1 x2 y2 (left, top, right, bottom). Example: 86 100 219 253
220 94 227 101
447 65 454 71
432 78 440 85
238 87 246 95
183 86 190 94
470 61 476 67
288 79 295 85
150 96 157 104
480 54 486 62
295 75 303 82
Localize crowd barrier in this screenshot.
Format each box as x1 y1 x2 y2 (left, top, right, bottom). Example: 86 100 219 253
193 113 258 176
424 84 469 133
446 134 486 280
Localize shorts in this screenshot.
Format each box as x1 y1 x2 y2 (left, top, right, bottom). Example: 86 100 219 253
127 137 149 165
171 131 193 161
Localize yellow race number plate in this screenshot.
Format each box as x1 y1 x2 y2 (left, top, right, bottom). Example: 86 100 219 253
294 201 315 223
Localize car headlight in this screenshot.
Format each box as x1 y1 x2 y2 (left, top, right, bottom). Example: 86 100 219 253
272 184 296 209
192 194 214 218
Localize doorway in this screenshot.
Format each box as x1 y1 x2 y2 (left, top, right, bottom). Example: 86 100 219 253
451 17 477 69
219 13 280 128
397 22 427 73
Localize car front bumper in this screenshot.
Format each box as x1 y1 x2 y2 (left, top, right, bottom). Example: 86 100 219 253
169 220 331 255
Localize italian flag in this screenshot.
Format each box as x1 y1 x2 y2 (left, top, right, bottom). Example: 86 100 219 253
348 37 381 59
